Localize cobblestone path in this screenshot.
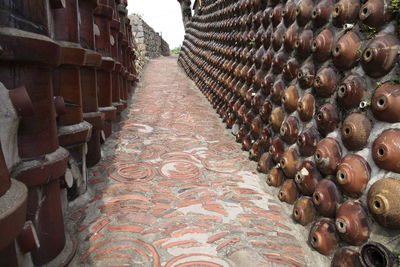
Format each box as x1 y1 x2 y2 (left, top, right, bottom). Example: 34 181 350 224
67 56 327 267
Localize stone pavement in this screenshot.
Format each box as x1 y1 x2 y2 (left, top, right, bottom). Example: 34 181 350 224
67 56 329 267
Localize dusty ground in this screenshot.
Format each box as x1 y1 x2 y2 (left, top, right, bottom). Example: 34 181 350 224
67 56 329 266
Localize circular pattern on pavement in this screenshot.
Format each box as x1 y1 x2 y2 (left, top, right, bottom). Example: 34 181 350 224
108 162 156 183
159 160 202 180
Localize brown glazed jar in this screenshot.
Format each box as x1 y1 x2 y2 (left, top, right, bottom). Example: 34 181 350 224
280 116 300 145
315 138 342 175
283 2 297 27
293 196 317 226
271 52 287 75
313 179 342 217
269 107 285 133
360 242 398 267
368 178 400 229
361 34 399 78
297 126 320 157
298 61 315 89
271 80 284 105
331 248 362 267
312 0 334 27
309 218 338 255
312 29 334 62
259 99 273 122
295 160 322 195
341 113 372 151
282 58 300 82
266 167 285 187
269 137 285 163
280 148 299 179
359 0 393 29
249 139 264 161
262 73 274 95
332 31 361 70
337 154 371 198
372 129 400 173
336 201 370 246
257 152 275 173
270 4 283 27
283 24 299 52
371 82 400 123
316 104 339 136
296 30 313 59
297 93 315 122
314 67 339 98
296 0 314 27
333 0 361 27
282 85 299 114
271 25 285 51
337 73 366 109
278 179 299 204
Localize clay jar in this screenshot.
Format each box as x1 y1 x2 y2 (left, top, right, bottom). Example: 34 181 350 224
269 107 284 133
367 178 400 229
282 58 299 82
278 179 299 204
360 242 398 267
337 154 371 198
293 196 316 226
297 93 315 122
333 0 361 27
371 82 400 123
309 218 338 255
266 167 285 187
297 127 320 157
331 248 362 267
257 152 275 173
314 67 338 98
313 179 342 217
361 34 400 78
259 99 273 122
296 0 314 27
296 30 313 59
372 129 400 173
282 85 299 113
295 160 322 195
269 137 285 163
271 25 285 51
280 116 300 145
314 138 342 175
283 2 297 27
312 0 334 27
341 113 372 151
271 52 287 74
283 24 299 52
271 80 284 104
332 31 361 70
297 61 315 89
261 73 274 95
312 29 334 62
359 0 392 29
336 201 370 246
337 73 366 109
280 148 299 179
316 104 339 136
270 4 283 27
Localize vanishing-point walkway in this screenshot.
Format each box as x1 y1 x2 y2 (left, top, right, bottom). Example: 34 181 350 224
68 56 327 266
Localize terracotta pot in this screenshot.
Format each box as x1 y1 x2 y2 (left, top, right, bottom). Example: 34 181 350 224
312 29 334 62
372 129 400 173
297 93 315 122
316 104 339 136
296 0 314 26
332 31 361 70
367 178 400 229
257 152 275 173
314 67 338 98
269 137 285 163
266 167 285 187
312 0 334 27
313 179 342 217
333 0 361 27
309 218 338 255
341 113 372 151
337 73 366 109
278 179 299 204
337 154 371 198
336 201 370 246
280 116 300 145
361 34 399 78
269 107 284 133
283 2 297 26
280 148 299 179
314 138 342 175
295 160 322 196
297 61 315 89
297 126 320 157
359 0 393 29
371 82 400 123
296 30 313 59
282 58 300 82
293 196 316 226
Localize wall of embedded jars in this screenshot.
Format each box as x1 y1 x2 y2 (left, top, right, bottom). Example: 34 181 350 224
179 0 400 265
0 0 137 266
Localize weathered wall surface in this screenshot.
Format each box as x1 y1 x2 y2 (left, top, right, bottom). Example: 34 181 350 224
129 14 171 70
179 0 400 265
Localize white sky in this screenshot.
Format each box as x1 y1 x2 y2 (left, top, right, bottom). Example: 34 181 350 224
127 0 186 49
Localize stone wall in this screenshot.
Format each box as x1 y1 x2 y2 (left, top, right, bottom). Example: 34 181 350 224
179 0 400 265
129 14 171 70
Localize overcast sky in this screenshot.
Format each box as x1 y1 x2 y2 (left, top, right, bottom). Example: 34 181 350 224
127 0 186 49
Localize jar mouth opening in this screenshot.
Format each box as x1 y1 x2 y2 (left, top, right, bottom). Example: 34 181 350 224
363 48 374 62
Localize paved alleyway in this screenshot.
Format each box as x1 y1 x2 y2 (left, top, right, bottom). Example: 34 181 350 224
67 56 327 267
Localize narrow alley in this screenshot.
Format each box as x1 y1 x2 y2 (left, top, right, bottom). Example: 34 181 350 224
67 56 326 266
